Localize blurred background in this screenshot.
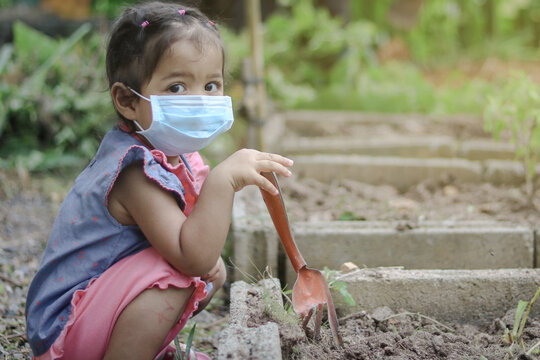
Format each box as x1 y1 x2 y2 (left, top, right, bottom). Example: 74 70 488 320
0 0 539 173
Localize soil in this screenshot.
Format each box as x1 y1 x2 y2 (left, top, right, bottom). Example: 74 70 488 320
245 282 540 360
274 175 540 228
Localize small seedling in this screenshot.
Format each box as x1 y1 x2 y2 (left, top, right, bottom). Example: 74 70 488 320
484 72 540 207
501 286 540 356
323 267 356 306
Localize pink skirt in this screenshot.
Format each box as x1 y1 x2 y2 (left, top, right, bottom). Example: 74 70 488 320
34 247 208 360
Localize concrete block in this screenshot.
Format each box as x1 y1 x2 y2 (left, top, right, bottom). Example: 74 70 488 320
218 278 283 360
231 187 278 282
216 323 282 360
459 140 515 161
292 155 482 191
331 268 540 325
482 160 525 185
283 222 534 286
229 279 283 327
281 136 457 158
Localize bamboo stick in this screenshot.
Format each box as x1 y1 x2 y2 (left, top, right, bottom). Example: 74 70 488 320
245 0 266 151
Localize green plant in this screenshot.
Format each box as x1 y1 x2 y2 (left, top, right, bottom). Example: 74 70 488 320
262 0 381 108
323 267 356 306
338 211 366 221
484 71 540 205
501 286 540 357
174 323 196 360
0 23 112 171
0 21 111 172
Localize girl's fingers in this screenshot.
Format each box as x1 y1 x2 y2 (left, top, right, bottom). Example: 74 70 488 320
257 152 293 167
258 160 292 178
258 175 279 195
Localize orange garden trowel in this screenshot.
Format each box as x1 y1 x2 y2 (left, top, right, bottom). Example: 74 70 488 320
260 172 344 347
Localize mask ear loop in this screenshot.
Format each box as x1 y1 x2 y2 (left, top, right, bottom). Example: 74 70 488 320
126 86 150 131
127 86 151 102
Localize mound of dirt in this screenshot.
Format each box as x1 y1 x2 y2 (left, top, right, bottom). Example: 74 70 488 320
247 283 540 360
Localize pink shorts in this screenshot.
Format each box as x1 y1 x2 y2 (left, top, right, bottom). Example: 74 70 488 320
35 247 207 360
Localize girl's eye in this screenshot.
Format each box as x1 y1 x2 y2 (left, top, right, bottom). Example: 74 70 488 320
205 82 220 92
169 84 185 93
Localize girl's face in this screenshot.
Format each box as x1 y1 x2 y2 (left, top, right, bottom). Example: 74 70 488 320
134 37 224 130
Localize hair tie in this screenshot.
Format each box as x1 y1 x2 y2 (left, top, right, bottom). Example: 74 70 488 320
141 20 149 28
208 20 215 27
178 9 186 15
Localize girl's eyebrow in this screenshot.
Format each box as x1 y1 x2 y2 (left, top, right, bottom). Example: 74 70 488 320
161 71 193 81
161 72 223 81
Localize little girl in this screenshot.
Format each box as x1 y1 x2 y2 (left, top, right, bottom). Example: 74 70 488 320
25 2 293 359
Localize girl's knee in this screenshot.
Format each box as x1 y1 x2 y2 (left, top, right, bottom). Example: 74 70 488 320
104 286 195 359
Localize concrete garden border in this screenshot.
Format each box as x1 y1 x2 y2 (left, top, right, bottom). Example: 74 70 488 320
231 186 538 286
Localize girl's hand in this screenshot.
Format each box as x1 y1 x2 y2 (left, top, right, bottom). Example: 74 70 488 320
201 257 226 284
213 149 293 195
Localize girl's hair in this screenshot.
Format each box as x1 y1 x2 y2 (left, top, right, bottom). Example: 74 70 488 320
106 1 224 127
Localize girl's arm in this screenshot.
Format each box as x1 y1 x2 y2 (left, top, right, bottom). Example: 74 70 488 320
108 149 292 277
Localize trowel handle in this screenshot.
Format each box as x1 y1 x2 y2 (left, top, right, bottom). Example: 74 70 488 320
260 172 306 273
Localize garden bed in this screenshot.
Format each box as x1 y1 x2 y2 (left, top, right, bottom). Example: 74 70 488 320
219 279 540 360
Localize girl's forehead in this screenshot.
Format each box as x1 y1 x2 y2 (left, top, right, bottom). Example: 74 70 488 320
154 38 223 76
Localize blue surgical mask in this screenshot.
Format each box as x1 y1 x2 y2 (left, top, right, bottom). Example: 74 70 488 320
128 87 234 156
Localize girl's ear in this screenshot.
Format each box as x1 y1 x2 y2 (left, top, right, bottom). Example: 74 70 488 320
111 82 138 121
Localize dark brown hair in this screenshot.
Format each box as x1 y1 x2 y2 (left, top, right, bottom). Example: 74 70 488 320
106 1 224 126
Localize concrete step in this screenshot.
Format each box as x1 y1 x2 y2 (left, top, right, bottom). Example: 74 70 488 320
281 136 515 161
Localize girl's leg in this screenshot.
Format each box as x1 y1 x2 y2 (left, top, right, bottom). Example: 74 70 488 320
103 286 194 360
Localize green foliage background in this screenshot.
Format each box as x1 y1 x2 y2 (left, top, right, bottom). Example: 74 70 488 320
1 0 539 172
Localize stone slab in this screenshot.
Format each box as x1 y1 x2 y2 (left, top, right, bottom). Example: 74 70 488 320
331 267 540 325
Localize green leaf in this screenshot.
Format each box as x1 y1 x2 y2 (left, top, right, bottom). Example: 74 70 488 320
0 44 13 74
513 300 529 338
174 336 182 360
184 323 196 360
337 282 356 306
21 22 92 94
13 21 58 65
